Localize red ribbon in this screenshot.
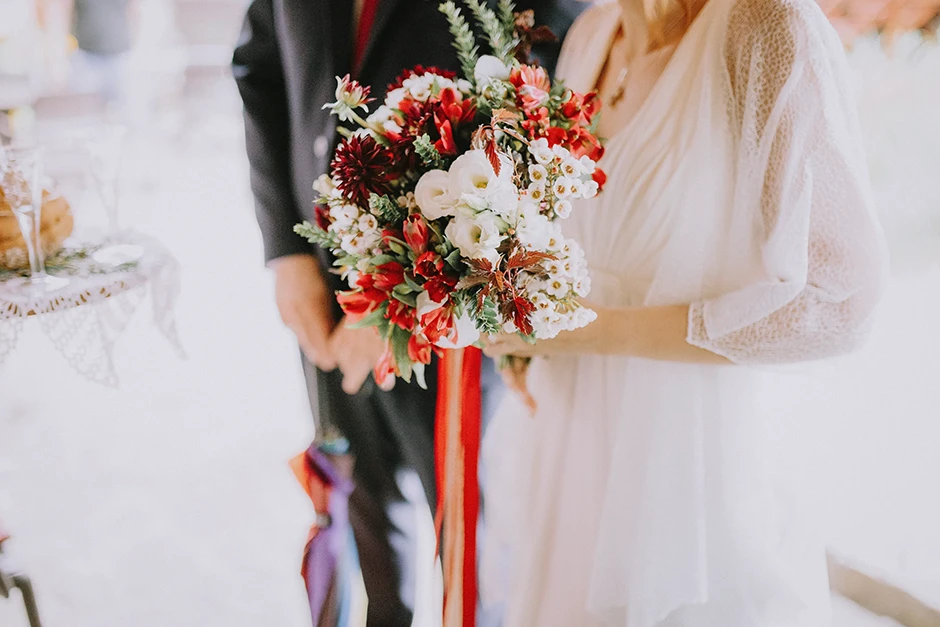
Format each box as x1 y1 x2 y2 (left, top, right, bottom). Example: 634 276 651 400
435 347 482 627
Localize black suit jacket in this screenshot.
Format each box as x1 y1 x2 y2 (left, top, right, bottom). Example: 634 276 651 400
233 0 582 271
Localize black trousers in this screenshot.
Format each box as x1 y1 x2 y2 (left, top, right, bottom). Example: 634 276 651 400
303 354 503 627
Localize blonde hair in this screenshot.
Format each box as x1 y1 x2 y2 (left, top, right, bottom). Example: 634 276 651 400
643 0 701 48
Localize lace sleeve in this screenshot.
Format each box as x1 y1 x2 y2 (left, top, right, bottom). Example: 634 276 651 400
686 0 888 364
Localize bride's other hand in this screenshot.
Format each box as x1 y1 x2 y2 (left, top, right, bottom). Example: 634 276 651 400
482 333 540 358
499 356 538 414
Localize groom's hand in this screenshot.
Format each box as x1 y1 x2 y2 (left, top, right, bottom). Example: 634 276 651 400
329 319 395 395
270 254 337 371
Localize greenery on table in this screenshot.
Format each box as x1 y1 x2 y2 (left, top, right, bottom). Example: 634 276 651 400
0 244 140 281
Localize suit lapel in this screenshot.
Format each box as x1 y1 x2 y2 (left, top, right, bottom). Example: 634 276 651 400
356 0 405 76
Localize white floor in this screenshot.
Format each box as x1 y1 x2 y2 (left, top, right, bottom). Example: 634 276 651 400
2 45 939 627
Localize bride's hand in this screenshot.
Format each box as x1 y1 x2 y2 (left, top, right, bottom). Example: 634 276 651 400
481 333 542 358
497 355 538 415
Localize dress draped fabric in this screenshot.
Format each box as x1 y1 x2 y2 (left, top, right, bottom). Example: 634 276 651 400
481 0 888 625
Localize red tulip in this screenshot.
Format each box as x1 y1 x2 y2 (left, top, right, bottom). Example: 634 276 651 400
373 262 406 292
386 299 416 331
592 168 607 191
373 348 398 387
408 333 433 365
421 305 455 345
414 251 444 279
403 215 429 254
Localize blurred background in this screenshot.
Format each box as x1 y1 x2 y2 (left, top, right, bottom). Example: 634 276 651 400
0 0 937 626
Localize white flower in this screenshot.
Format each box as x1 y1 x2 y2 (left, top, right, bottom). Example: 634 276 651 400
385 88 407 108
578 155 596 174
474 55 510 83
545 277 570 299
582 180 599 199
531 292 553 311
313 173 335 197
366 105 401 134
567 178 585 199
551 145 571 160
528 164 548 184
415 169 456 220
501 320 518 334
397 192 418 210
515 205 553 250
341 233 369 255
358 214 378 232
552 177 574 199
554 199 573 219
528 183 546 202
560 157 582 177
448 149 510 198
330 203 360 227
356 258 371 272
323 75 371 122
574 276 592 297
436 312 481 349
417 290 444 318
457 79 473 93
485 182 520 219
445 212 505 264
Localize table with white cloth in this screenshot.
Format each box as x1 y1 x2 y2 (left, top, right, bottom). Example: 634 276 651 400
0 232 184 386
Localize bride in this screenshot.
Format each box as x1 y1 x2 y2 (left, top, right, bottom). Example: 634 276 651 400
481 0 888 624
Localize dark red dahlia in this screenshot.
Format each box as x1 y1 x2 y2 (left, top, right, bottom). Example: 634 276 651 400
331 135 396 207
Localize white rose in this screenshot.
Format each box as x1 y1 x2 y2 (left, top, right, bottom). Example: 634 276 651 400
485 181 520 219
415 169 456 220
445 212 505 264
474 55 510 83
448 149 509 199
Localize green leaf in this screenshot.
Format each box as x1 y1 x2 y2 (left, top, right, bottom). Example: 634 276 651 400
369 193 405 224
348 306 388 329
391 326 414 382
403 272 424 292
391 289 418 308
445 248 464 270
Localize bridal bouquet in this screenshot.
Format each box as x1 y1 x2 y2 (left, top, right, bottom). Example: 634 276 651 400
296 0 605 387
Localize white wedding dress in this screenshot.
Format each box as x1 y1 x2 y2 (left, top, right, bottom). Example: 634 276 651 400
481 0 888 625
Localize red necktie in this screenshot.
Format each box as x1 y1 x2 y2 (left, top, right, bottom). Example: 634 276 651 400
353 0 381 74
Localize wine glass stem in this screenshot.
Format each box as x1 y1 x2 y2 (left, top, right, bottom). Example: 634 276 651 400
16 209 48 279
103 182 119 237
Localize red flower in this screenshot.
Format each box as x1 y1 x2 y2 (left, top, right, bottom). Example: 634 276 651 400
566 126 605 161
424 276 456 303
386 299 416 331
521 106 550 138
331 135 396 207
430 89 476 157
421 305 455 345
337 275 387 319
592 168 608 191
373 348 398 387
414 251 444 280
561 91 601 126
403 215 429 254
545 126 568 147
314 204 332 231
373 262 405 292
510 65 551 111
408 333 433 365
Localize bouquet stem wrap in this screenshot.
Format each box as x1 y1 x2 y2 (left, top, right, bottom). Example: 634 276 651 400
435 347 482 627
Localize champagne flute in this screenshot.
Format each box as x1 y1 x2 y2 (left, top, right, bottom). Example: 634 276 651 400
0 146 70 294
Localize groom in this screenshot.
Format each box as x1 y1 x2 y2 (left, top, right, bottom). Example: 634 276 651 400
233 1 580 625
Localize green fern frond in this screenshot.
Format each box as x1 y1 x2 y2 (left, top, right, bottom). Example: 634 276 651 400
464 0 513 63
294 221 335 248
440 2 480 82
497 0 516 32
